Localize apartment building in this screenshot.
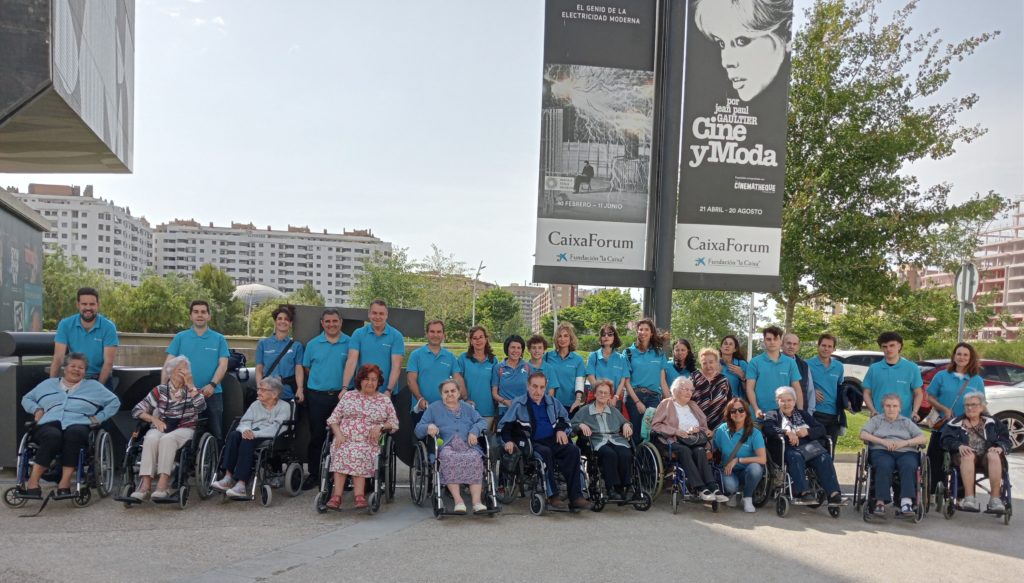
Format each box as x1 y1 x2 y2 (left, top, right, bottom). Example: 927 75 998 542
155 221 391 304
531 284 578 333
13 184 154 284
502 284 545 332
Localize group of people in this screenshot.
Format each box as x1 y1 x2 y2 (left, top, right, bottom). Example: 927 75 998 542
14 287 1013 519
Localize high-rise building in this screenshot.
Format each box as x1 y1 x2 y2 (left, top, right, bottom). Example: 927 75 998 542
502 284 545 332
155 221 391 304
14 184 154 284
914 197 1024 340
531 284 578 333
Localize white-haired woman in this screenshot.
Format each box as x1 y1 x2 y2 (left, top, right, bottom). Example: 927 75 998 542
130 356 206 500
650 377 726 502
940 391 1012 512
763 386 842 506
859 393 927 516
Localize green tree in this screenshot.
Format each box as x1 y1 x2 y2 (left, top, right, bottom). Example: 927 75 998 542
476 288 522 338
417 245 473 338
116 271 203 333
194 263 246 334
777 0 1005 330
352 248 423 309
540 305 588 337
576 289 639 333
670 290 747 348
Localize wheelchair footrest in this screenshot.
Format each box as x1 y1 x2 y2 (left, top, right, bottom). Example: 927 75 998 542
114 496 143 505
152 494 183 505
51 491 79 501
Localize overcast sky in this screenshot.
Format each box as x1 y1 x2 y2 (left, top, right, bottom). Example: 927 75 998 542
6 0 1022 288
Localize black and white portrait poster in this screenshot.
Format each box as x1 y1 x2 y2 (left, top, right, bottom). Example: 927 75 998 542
673 0 792 291
534 0 657 275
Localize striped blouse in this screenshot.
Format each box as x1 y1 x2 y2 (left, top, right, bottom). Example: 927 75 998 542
131 384 206 429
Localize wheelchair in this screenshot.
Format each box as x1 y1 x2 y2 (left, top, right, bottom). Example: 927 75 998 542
851 446 928 522
409 432 501 519
212 404 304 507
576 434 651 512
492 424 586 516
765 435 843 518
313 431 393 514
3 422 116 513
936 450 1013 526
642 437 723 514
115 419 218 510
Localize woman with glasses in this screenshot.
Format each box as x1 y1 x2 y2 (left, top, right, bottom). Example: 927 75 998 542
940 392 1012 512
454 326 499 426
586 324 630 404
713 397 766 512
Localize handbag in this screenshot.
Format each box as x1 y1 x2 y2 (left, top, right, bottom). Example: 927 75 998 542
925 376 971 430
796 439 828 461
678 432 708 448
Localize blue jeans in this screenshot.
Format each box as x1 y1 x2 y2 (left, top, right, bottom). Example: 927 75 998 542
721 463 765 498
205 393 224 444
870 449 918 503
221 431 262 482
784 446 840 495
626 388 662 445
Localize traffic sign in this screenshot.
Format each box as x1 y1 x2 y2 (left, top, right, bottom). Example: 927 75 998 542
955 263 979 303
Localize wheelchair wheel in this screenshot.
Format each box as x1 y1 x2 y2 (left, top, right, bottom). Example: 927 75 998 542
314 491 329 514
633 490 652 512
529 492 546 516
432 494 444 520
1003 505 1012 526
808 488 826 510
775 496 790 517
410 442 429 506
368 490 382 515
752 474 770 508
862 498 873 523
933 482 945 513
634 442 663 499
591 496 605 513
385 437 397 502
942 490 955 520
283 463 303 497
2 487 26 509
671 490 680 515
495 455 520 505
828 505 841 519
94 430 115 497
179 486 190 509
196 434 219 500
260 484 273 507
72 488 92 508
852 450 866 511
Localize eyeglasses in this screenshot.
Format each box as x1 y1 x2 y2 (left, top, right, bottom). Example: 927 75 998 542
729 408 746 414
964 403 983 408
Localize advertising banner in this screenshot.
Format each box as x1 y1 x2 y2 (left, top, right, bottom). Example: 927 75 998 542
0 210 44 332
672 0 793 291
533 0 658 285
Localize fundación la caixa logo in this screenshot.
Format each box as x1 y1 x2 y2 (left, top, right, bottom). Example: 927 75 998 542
548 230 634 264
687 235 769 269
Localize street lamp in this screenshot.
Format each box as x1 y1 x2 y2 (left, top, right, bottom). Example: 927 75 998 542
471 261 486 327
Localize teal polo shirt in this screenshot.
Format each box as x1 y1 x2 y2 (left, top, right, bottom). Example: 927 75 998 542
457 352 498 416
862 357 923 417
586 349 629 390
255 335 305 400
349 323 405 392
746 352 801 412
492 358 531 403
664 361 691 388
624 344 663 390
712 425 766 467
167 327 230 394
407 345 458 405
527 359 560 393
927 370 985 419
302 332 350 391
807 356 844 415
720 358 748 398
544 350 585 407
54 314 119 378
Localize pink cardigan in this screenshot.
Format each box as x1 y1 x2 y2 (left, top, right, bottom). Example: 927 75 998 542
650 398 708 445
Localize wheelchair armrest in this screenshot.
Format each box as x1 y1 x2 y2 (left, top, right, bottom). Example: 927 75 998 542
23 421 37 429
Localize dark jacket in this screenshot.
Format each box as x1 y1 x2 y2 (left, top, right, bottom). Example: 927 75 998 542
939 414 1012 453
762 408 829 450
497 394 571 444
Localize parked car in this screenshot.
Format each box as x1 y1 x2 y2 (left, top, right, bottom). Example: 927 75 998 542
989 381 1024 452
917 358 1024 417
831 350 885 412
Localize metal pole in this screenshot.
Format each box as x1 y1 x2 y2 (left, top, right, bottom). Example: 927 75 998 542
957 302 966 343
471 261 484 327
552 284 559 330
747 292 755 358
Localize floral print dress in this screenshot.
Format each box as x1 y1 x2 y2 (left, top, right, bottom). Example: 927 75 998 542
326 390 399 477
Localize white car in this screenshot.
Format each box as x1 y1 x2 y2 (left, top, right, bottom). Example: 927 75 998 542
831 351 884 411
990 382 1024 452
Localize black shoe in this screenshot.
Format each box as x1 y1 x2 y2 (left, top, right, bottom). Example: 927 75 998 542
799 491 816 503
15 486 42 499
301 475 319 491
828 492 843 507
55 488 73 498
548 495 567 510
608 491 624 502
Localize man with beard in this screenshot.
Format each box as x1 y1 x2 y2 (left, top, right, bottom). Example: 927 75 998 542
50 287 119 386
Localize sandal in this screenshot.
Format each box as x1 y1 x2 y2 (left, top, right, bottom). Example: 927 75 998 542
354 495 368 509
326 495 343 510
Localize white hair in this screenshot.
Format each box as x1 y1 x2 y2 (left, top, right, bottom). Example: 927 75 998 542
963 391 987 407
163 356 191 382
671 377 694 394
774 386 796 401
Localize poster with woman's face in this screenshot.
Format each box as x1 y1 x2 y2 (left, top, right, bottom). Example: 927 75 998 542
674 0 793 289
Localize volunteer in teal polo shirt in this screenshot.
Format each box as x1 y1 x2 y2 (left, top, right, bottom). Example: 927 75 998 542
342 300 405 394
586 325 629 400
623 319 669 444
299 308 350 488
527 335 560 396
407 320 459 411
454 326 499 420
51 287 119 385
545 324 586 411
165 300 230 440
745 326 802 417
862 331 923 420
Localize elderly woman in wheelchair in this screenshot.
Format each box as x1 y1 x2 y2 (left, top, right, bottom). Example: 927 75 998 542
857 393 928 519
572 379 638 504
939 391 1013 517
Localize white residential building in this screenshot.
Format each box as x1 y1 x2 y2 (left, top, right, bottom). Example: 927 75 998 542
502 284 545 332
155 221 391 304
13 184 154 284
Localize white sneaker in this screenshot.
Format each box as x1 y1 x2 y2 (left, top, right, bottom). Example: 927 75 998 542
129 490 149 501
743 497 755 513
226 482 248 499
699 489 716 502
961 496 979 511
211 477 235 492
988 497 1005 512
714 490 730 503
150 490 170 500
472 503 488 513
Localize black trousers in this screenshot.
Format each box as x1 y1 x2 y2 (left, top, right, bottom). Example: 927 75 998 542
597 443 633 489
927 431 945 493
813 412 841 454
33 421 90 469
304 390 340 479
534 437 584 500
221 431 264 482
660 439 717 491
